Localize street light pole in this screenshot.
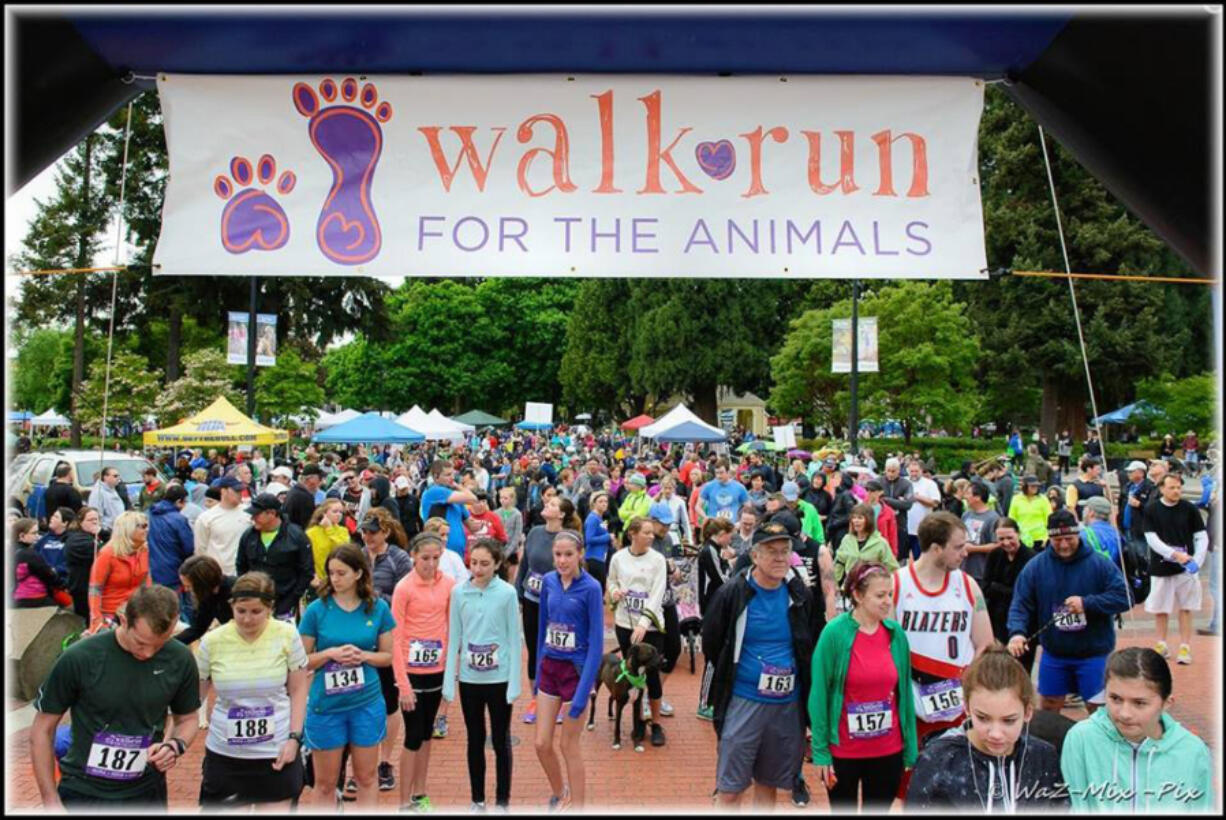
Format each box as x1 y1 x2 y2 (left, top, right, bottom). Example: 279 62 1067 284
246 276 257 418
849 279 860 459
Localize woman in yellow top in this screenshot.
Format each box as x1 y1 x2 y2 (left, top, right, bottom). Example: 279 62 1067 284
306 499 351 584
1006 475 1053 550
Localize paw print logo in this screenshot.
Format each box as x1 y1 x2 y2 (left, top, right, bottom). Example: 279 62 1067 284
214 154 297 254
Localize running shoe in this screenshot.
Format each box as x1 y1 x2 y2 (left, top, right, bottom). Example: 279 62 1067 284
343 776 358 801
651 722 666 747
791 774 811 807
659 699 675 717
556 710 564 724
1177 644 1192 665
413 795 435 813
433 715 448 739
547 788 570 812
523 697 537 724
470 802 487 813
696 704 714 721
378 761 396 791
1197 627 1219 636
1154 640 1169 658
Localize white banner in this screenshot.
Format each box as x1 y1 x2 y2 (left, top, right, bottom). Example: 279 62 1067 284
772 425 797 449
832 317 879 373
156 74 986 279
524 402 554 425
226 312 277 366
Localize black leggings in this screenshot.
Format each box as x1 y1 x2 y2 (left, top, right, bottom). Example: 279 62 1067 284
459 681 513 806
828 752 904 811
521 597 539 682
585 558 607 592
615 625 666 701
401 672 444 751
661 604 681 674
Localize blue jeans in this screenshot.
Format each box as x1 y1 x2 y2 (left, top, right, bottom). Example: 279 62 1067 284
178 584 195 626
1207 550 1220 632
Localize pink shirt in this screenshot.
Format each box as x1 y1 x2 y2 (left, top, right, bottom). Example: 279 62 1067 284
391 570 455 693
835 624 903 759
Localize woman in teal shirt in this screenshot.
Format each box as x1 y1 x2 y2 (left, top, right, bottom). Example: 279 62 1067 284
298 543 396 809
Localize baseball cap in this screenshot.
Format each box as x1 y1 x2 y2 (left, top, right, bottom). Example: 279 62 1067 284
300 463 325 478
264 481 290 497
864 479 885 493
648 501 674 524
1047 509 1080 536
245 493 282 515
472 488 488 501
211 476 243 490
627 472 647 487
271 465 293 480
752 521 792 546
358 513 384 532
1081 496 1114 517
1022 474 1041 485
1126 460 1148 473
394 476 411 491
781 481 800 502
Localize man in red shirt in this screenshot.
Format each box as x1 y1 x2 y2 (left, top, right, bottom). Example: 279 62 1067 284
464 489 507 563
864 479 899 558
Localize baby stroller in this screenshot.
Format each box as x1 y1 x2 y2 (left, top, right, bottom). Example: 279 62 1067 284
671 542 703 674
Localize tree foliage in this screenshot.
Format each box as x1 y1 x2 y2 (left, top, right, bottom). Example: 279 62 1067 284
153 348 245 426
1134 373 1216 439
74 351 163 432
254 348 325 428
10 328 72 414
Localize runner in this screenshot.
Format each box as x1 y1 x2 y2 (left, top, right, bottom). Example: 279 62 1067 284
299 543 396 809
607 515 671 746
390 531 456 812
175 554 235 645
906 645 1064 811
698 459 751 525
195 571 309 809
30 585 200 809
1060 647 1214 812
515 494 564 725
306 498 351 589
1006 510 1130 716
582 490 613 591
1007 475 1052 551
833 503 898 596
87 510 152 633
420 459 480 560
532 528 604 811
810 561 917 812
442 537 522 811
1143 473 1209 664
696 517 736 721
702 520 824 810
891 511 994 751
645 502 685 720
236 492 314 622
421 517 473 583
192 476 251 575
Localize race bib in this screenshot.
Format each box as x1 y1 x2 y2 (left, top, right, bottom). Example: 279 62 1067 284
624 590 648 615
1052 605 1087 632
545 622 576 651
225 705 275 746
757 664 795 698
408 639 443 668
526 572 544 596
846 700 893 739
322 661 365 695
467 642 498 672
717 509 735 521
913 678 964 723
85 731 151 780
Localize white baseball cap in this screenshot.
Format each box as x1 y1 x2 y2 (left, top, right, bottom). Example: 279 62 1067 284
271 465 293 479
264 481 290 496
1126 460 1148 473
394 476 411 490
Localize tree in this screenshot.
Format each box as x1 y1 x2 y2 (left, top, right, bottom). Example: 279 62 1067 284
10 328 72 413
74 351 163 434
255 348 325 428
560 279 644 418
770 282 981 443
153 349 245 426
1134 373 1216 439
476 278 578 413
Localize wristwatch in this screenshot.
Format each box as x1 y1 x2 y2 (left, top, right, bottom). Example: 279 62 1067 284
168 737 187 756
287 731 304 745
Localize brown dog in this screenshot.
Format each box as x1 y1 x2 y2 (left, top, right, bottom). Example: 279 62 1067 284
586 642 662 752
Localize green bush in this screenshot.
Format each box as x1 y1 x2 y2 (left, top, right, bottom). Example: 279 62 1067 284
33 435 147 452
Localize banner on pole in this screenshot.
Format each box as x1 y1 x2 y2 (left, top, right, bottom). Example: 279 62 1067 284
227 312 277 366
832 317 879 373
156 75 987 279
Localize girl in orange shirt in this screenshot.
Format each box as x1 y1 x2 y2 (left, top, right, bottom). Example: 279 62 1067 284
87 510 152 632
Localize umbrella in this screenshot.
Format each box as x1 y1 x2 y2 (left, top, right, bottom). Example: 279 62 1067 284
737 440 784 454
787 449 812 460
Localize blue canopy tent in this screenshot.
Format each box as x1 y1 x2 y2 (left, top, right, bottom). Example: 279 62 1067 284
515 421 553 431
654 421 729 444
9 8 1214 275
8 411 33 423
1092 401 1161 426
311 412 425 444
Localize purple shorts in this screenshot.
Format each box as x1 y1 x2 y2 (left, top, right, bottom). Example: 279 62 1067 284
537 655 583 702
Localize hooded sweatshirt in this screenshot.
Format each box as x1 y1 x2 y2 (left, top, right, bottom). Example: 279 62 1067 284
89 480 126 532
833 530 898 587
1060 708 1213 813
535 569 604 720
1005 538 1131 658
906 721 1065 812
442 575 523 703
146 499 195 586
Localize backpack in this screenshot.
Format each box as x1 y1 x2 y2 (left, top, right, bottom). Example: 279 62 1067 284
1121 534 1152 607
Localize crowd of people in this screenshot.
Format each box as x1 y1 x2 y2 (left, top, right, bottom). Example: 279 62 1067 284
9 426 1219 813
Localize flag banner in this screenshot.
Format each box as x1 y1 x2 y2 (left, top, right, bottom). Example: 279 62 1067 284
832 317 880 373
156 74 987 279
226 312 277 366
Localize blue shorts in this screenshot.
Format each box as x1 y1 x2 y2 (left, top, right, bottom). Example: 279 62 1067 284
1037 651 1108 703
304 695 387 751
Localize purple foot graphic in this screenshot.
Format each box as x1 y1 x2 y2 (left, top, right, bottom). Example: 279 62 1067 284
214 154 297 254
292 77 393 266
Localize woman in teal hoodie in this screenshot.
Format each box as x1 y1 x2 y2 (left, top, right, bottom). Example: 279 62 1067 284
442 538 523 811
1061 647 1213 813
808 560 918 812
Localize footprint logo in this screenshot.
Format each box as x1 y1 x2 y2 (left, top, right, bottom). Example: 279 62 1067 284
214 155 296 254
292 77 392 266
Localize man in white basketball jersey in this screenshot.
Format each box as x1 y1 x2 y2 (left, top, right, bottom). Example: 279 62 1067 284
891 511 993 749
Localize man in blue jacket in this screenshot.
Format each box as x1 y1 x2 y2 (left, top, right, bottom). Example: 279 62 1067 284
147 483 196 623
1006 509 1130 717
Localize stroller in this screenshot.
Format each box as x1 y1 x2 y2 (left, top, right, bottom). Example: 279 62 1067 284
671 542 703 674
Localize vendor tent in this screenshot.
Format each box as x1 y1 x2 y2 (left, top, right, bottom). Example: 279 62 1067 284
311 412 425 444
453 409 508 427
620 415 655 432
313 408 361 431
396 406 466 442
515 421 553 431
1092 401 1161 425
654 420 728 443
142 396 289 447
8 411 33 423
30 409 71 427
640 404 725 440
430 408 473 434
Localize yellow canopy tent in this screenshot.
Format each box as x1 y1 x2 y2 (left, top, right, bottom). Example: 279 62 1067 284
142 396 289 447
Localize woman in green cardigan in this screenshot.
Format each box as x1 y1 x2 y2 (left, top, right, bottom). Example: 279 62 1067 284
833 505 898 611
808 560 917 812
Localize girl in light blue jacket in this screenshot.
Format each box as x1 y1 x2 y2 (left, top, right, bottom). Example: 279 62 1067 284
442 538 523 811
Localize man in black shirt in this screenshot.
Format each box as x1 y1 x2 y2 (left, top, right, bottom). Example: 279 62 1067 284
235 494 313 620
43 462 83 524
1143 473 1208 665
281 463 323 530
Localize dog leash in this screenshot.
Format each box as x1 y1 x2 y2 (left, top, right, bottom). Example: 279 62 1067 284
615 659 648 690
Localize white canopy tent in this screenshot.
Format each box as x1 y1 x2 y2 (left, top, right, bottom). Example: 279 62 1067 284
396 405 464 442
30 409 71 427
430 408 474 434
639 403 725 439
313 408 362 431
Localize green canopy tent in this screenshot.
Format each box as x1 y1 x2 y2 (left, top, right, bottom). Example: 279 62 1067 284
453 410 509 427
